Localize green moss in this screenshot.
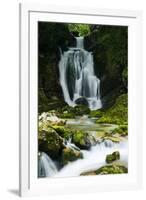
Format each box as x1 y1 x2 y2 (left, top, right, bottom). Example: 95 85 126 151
68 24 91 37
89 110 103 118
106 151 120 164
103 136 121 143
112 124 128 136
58 105 90 118
51 125 72 140
80 164 128 175
62 147 83 165
95 164 128 175
97 94 128 125
38 129 64 159
72 130 96 150
122 68 128 81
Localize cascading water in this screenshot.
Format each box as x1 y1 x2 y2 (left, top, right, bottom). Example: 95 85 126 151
38 140 128 178
54 140 128 177
59 37 102 110
38 152 58 177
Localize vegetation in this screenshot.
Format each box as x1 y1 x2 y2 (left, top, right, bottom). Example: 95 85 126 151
68 23 91 36
112 124 128 136
97 94 128 125
38 22 128 177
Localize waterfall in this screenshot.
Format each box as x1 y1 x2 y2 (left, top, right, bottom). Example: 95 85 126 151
38 152 58 177
59 37 102 110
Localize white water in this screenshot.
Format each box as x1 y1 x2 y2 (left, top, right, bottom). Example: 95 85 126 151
39 140 128 178
38 152 58 177
59 37 102 110
54 141 128 177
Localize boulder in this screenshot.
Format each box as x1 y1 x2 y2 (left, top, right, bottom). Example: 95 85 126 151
106 151 120 164
62 147 83 166
75 97 89 106
95 164 127 175
80 164 128 175
38 129 65 159
72 131 96 150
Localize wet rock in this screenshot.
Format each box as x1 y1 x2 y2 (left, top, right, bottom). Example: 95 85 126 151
39 112 66 127
75 97 89 106
38 129 65 159
72 131 96 150
95 164 127 175
61 147 83 166
106 151 120 164
80 164 128 176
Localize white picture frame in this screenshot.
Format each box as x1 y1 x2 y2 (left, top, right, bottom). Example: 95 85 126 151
19 3 143 197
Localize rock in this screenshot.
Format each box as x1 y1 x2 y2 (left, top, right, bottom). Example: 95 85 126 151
73 105 90 115
72 131 96 150
75 97 89 106
103 136 121 144
59 104 90 118
61 147 83 165
112 125 128 136
39 112 66 127
80 164 128 176
106 151 120 164
95 164 128 175
38 129 64 159
51 125 72 140
80 171 96 176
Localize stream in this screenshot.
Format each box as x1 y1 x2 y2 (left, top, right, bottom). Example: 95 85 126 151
38 116 128 178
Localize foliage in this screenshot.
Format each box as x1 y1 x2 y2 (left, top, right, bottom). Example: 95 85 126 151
97 26 128 68
97 94 128 125
68 23 91 36
122 68 128 81
89 110 103 118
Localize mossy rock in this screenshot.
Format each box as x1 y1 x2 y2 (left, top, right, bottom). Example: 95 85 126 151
72 130 96 150
96 94 128 125
51 125 73 140
106 151 120 164
112 124 128 136
102 136 121 143
80 164 128 176
96 164 128 175
59 104 90 118
89 110 103 118
38 129 64 159
62 147 83 165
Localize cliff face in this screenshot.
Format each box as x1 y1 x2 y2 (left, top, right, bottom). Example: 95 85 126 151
38 22 75 100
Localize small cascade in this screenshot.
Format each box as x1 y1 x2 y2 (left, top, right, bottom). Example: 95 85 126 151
38 152 58 177
54 141 128 177
64 138 80 151
59 37 102 110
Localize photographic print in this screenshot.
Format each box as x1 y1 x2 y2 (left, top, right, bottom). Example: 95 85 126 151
38 22 128 178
